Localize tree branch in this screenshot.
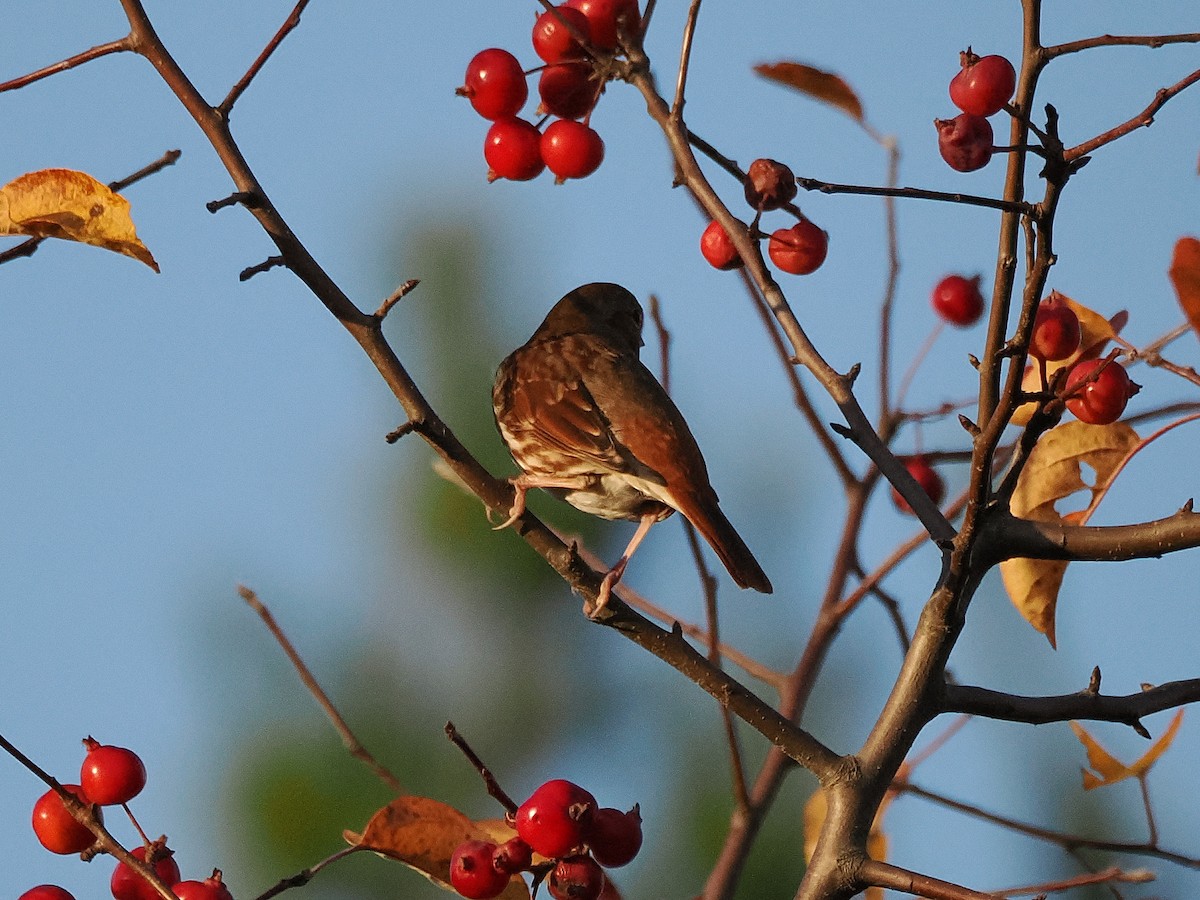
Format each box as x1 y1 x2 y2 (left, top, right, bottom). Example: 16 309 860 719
1065 66 1200 161
218 0 312 117
0 37 131 93
942 679 1200 729
1045 31 1200 59
795 176 1033 215
980 504 1200 565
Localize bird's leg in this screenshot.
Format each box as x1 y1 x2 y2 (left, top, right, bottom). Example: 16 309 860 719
491 473 595 530
588 512 657 617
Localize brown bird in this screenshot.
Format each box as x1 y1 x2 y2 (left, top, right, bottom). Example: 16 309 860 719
492 282 772 611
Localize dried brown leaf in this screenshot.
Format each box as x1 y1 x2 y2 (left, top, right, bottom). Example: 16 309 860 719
1000 421 1140 646
1169 236 1200 341
0 168 158 271
344 795 529 899
754 61 864 122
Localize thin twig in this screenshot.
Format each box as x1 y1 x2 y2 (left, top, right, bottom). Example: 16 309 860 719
0 37 131 93
1045 31 1200 59
219 0 312 116
1065 67 1200 161
795 176 1034 215
898 781 1200 869
253 846 368 900
374 278 421 320
672 0 703 114
238 585 404 794
997 865 1153 897
239 255 287 281
445 722 518 815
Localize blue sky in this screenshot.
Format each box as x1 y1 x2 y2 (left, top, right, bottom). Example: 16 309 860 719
3 2 1199 897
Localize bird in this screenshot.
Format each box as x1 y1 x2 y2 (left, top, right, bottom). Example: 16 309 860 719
492 281 772 612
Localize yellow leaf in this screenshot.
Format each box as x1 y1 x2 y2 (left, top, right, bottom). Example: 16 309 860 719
344 796 530 899
1169 236 1200 342
1070 711 1184 790
1000 421 1140 645
999 557 1067 647
1009 420 1140 521
754 62 864 122
0 168 158 271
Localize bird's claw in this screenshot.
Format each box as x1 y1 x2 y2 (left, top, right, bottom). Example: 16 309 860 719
491 480 527 531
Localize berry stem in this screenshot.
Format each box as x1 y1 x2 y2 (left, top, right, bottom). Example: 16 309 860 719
445 722 519 814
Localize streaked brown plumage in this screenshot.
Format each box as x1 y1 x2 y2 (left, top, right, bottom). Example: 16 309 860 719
492 282 772 610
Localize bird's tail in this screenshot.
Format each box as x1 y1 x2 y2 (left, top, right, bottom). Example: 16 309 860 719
677 492 773 594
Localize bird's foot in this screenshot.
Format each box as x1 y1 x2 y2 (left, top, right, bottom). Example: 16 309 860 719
491 478 528 531
585 559 628 619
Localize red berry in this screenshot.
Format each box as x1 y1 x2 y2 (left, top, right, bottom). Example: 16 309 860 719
1063 358 1139 425
460 49 528 121
538 63 599 120
19 887 76 900
565 0 640 50
1029 295 1081 361
172 882 223 900
532 5 591 64
514 779 596 859
931 273 985 326
744 158 797 211
492 836 533 874
194 873 233 900
767 220 828 275
586 806 642 868
548 855 605 900
484 118 545 182
700 219 744 271
449 840 509 900
935 113 993 172
540 120 605 181
81 738 147 806
111 842 182 900
891 456 946 515
949 52 1016 117
32 785 97 855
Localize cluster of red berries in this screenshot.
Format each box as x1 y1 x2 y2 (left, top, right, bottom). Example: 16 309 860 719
700 158 828 276
23 737 233 900
458 1 640 183
449 779 641 900
1026 294 1139 425
935 50 1016 172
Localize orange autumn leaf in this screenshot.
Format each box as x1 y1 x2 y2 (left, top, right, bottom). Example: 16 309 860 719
999 420 1140 646
344 795 531 899
1070 710 1184 790
1169 236 1200 341
754 61 864 122
0 168 158 271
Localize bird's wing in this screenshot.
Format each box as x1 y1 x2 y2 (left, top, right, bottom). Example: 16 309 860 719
574 342 713 496
499 338 639 477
